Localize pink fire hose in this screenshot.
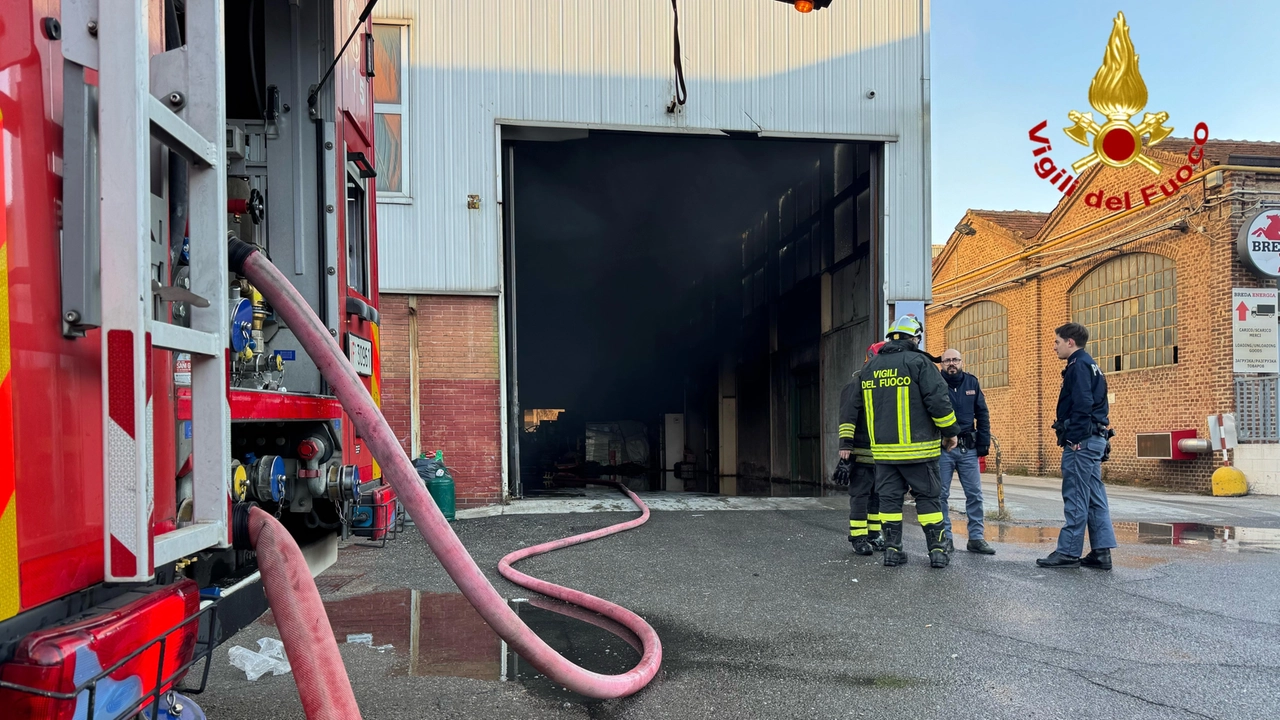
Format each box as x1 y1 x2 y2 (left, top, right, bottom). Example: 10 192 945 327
248 508 363 719
232 240 662 700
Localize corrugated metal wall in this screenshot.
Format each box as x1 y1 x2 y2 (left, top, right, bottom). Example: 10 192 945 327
373 0 929 297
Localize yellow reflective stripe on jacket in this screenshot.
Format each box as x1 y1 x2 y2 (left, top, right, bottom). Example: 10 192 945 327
863 389 876 445
872 448 942 461
871 439 942 453
932 411 957 428
871 438 943 461
917 512 944 526
897 386 911 444
838 422 856 439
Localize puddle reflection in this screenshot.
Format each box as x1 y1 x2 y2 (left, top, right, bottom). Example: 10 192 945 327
313 589 641 702
950 517 1280 553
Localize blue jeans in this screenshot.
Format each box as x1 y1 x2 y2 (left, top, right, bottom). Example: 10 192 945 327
939 447 984 541
1055 435 1117 556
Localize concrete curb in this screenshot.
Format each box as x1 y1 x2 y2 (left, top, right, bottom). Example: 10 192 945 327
455 494 837 519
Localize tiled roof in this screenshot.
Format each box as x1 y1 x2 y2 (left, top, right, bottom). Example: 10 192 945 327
969 210 1051 241
1151 137 1280 163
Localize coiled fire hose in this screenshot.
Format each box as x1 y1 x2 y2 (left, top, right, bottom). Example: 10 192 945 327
230 238 662 703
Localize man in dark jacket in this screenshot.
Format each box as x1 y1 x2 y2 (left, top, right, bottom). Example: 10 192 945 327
839 342 886 555
849 315 961 568
1038 322 1117 570
938 349 995 555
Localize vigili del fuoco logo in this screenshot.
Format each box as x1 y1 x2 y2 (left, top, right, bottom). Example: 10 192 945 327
1027 12 1208 210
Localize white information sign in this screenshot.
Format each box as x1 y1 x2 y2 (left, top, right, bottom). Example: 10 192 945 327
348 335 374 377
174 353 192 387
1207 413 1238 451
1232 288 1279 373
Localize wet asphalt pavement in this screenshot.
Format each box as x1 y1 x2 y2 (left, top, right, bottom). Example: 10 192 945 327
198 497 1280 719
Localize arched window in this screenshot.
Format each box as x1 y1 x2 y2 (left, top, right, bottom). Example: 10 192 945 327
945 301 1008 388
1070 253 1177 372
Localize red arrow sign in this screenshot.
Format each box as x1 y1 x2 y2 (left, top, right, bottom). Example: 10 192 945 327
1237 301 1249 321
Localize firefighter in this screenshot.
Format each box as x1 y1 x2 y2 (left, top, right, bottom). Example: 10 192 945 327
838 342 886 555
849 315 961 568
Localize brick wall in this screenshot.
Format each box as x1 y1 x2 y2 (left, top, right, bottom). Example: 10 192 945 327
928 144 1280 493
380 294 503 508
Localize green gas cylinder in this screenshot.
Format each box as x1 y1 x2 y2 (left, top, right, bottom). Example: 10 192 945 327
426 449 456 521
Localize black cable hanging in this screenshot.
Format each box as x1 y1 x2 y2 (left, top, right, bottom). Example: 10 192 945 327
309 0 380 110
669 0 688 111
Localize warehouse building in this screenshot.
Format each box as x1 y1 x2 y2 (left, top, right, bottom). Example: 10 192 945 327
370 0 934 505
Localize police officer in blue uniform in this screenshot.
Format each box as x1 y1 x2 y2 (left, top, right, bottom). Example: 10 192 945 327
938 349 995 555
1038 322 1117 569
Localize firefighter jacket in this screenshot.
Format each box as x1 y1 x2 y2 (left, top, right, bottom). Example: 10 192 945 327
943 371 990 456
849 340 960 464
1054 348 1110 446
838 374 874 464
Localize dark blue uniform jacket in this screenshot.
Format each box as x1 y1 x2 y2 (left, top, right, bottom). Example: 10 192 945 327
1055 349 1111 446
944 371 990 455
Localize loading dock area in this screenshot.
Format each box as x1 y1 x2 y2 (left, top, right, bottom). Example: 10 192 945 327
504 130 882 497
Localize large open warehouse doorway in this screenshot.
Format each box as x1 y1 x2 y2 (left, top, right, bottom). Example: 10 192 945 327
502 129 882 498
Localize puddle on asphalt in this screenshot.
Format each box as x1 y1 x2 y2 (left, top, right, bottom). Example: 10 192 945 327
313 589 641 703
951 518 1280 553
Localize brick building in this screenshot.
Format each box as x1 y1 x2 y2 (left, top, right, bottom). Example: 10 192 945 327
928 138 1280 493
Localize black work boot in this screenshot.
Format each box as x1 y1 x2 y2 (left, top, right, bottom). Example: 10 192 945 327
1036 551 1080 568
923 522 950 568
882 522 908 567
967 538 996 555
850 535 873 556
868 530 885 552
1081 548 1113 570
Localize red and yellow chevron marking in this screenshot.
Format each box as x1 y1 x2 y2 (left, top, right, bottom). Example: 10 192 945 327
369 321 381 479
0 107 19 621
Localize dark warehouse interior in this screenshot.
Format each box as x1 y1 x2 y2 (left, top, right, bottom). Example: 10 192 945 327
505 130 879 498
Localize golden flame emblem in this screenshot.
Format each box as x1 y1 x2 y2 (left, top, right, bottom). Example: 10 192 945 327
1063 12 1173 174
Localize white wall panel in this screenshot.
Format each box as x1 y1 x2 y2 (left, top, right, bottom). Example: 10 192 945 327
374 0 929 298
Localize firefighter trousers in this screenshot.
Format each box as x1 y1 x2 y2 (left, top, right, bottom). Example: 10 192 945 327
874 461 945 527
847 462 881 538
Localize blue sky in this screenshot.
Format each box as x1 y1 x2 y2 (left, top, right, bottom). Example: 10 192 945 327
931 1 1280 245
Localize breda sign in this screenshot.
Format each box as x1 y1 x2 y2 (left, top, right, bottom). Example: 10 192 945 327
1238 208 1280 279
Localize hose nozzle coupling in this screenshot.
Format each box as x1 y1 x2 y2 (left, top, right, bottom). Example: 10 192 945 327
228 234 260 274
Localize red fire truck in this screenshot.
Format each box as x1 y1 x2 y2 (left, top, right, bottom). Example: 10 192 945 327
0 0 386 716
